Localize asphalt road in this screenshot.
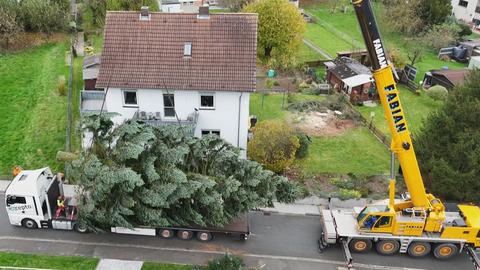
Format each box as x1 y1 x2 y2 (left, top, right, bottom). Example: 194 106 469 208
0 193 472 270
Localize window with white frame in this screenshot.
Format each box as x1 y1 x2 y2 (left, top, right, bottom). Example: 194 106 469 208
163 94 175 117
201 130 220 137
200 93 215 109
123 90 138 107
184 42 192 57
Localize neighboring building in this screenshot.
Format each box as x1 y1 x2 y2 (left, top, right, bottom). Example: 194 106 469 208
82 55 101 90
160 0 182 12
85 7 258 157
468 55 480 68
324 57 376 103
422 69 470 90
452 0 480 24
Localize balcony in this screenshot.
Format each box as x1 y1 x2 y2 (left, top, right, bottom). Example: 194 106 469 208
80 90 105 114
133 110 199 135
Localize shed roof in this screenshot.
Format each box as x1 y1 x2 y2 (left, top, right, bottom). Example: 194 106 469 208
430 69 470 87
342 74 372 88
96 11 258 92
328 57 371 80
83 55 100 69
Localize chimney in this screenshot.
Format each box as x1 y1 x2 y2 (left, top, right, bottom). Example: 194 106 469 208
198 5 209 19
140 6 150 21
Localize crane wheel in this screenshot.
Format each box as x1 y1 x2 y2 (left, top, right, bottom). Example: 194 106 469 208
349 239 372 253
159 229 174 239
376 240 400 255
22 219 38 229
433 243 458 260
407 242 431 257
196 231 212 242
176 230 193 240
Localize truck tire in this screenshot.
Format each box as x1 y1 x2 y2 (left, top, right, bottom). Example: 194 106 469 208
159 229 174 239
349 238 372 253
376 240 400 255
433 243 458 260
74 223 88 233
407 242 431 257
22 219 38 229
196 231 212 242
177 230 193 240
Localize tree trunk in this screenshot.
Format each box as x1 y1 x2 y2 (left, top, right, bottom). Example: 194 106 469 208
264 46 272 58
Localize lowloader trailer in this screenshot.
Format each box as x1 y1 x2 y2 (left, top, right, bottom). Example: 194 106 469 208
5 167 249 241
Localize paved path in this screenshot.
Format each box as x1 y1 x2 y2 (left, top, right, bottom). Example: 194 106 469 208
96 259 142 270
303 39 333 60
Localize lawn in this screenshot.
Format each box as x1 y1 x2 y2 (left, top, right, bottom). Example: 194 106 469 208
297 43 325 63
142 262 192 270
303 3 468 80
250 93 390 175
0 252 98 270
0 41 70 176
357 85 443 138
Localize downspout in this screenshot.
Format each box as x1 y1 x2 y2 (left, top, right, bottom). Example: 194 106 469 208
237 92 243 147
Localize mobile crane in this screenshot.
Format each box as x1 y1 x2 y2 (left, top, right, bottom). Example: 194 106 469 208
319 0 480 268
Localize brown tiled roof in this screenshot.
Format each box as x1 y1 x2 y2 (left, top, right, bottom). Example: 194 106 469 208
431 69 470 86
96 11 258 92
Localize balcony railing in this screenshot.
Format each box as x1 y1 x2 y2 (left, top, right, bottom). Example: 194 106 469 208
133 110 199 135
80 90 106 114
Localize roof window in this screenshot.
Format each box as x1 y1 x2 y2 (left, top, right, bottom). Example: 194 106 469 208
184 42 192 57
140 6 151 21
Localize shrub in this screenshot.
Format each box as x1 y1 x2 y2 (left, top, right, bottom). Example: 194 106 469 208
423 23 461 51
20 0 68 34
325 94 347 111
295 133 311 158
57 75 66 96
205 253 246 270
425 85 448 101
457 22 472 37
248 120 300 173
336 189 362 200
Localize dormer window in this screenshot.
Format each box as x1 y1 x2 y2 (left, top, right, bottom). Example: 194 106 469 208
184 42 192 57
140 6 150 21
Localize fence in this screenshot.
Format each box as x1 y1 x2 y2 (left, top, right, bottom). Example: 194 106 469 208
345 102 390 148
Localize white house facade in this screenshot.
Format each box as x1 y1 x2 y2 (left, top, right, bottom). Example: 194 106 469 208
452 0 480 23
82 7 258 158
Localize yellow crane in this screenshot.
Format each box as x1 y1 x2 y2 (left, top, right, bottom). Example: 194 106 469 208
320 0 480 267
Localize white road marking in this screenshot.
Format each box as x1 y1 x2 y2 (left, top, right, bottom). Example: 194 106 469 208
0 236 425 270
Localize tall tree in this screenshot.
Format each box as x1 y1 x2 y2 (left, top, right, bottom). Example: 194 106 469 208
72 116 297 230
383 0 424 35
0 0 22 49
416 70 480 202
420 0 452 26
243 0 306 69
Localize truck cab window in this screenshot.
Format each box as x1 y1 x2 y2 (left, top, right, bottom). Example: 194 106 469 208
6 196 26 206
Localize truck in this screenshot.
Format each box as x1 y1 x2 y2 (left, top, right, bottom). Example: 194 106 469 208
5 167 249 241
318 1 480 269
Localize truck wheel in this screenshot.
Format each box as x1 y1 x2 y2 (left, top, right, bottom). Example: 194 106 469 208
349 239 372 253
376 240 400 255
196 231 212 242
74 223 88 233
433 243 458 260
177 230 193 240
22 219 38 229
159 229 174 239
407 242 431 257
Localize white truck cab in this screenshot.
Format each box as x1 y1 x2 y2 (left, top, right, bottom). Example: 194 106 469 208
5 167 85 232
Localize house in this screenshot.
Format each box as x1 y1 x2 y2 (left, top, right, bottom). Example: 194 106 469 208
82 55 101 90
324 57 376 103
451 0 480 24
422 69 470 90
160 0 182 12
85 6 257 157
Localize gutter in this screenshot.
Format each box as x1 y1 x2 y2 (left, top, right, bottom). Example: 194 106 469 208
237 92 243 147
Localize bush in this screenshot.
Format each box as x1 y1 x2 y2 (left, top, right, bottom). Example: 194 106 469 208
205 253 246 270
423 23 461 51
457 22 473 37
335 188 362 200
0 1 22 49
57 75 66 96
20 0 68 34
425 85 448 101
248 120 300 173
295 133 311 158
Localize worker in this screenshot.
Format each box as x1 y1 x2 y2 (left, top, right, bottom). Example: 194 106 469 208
57 196 65 210
363 215 377 229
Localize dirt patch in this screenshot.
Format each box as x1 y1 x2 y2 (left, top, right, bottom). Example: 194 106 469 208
289 111 357 137
2 32 68 52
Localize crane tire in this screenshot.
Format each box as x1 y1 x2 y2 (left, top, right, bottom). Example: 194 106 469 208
196 231 212 242
433 243 458 260
159 229 175 239
176 230 193 240
74 223 88 233
376 240 400 255
349 238 372 253
22 219 38 229
407 242 431 257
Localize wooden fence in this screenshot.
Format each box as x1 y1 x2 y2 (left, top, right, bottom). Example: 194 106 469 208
345 102 390 148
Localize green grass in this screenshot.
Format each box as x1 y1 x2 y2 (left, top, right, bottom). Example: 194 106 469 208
297 43 325 62
0 41 70 175
0 252 98 270
142 262 192 270
250 93 288 121
304 23 353 56
357 85 443 138
295 127 390 175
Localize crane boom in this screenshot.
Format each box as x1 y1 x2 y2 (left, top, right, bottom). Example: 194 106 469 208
352 0 429 208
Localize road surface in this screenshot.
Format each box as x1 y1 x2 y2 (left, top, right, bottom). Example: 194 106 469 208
0 194 471 270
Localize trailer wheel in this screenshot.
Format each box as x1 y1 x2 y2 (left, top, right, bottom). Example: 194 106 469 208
196 231 212 242
177 230 193 240
376 240 400 255
159 229 174 239
74 223 88 233
22 219 37 229
433 243 458 260
407 242 431 257
349 238 372 253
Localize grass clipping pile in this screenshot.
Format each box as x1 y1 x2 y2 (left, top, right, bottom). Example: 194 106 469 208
71 115 297 231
